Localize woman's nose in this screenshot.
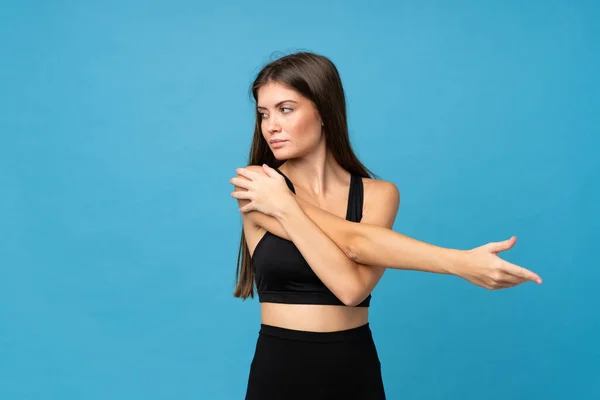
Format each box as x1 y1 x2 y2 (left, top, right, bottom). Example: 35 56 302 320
266 117 281 133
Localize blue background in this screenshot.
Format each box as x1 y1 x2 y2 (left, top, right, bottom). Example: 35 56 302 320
1 0 598 399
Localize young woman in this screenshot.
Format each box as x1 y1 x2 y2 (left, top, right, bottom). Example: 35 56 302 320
230 51 542 399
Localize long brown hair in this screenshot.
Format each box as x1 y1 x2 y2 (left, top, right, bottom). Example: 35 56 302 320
234 51 378 299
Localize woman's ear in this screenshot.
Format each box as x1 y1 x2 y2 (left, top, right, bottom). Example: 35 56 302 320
315 108 324 127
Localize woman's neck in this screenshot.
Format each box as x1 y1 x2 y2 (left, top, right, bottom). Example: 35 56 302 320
280 149 348 197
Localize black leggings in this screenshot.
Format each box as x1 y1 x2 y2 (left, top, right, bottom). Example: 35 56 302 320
245 323 386 399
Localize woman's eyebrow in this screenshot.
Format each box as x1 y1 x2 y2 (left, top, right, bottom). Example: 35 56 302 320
257 100 298 110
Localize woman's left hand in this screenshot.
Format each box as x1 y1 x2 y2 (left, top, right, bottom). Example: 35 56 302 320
230 164 297 218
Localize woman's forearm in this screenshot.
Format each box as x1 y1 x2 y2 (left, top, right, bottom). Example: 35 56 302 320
295 197 464 276
346 223 463 275
274 201 366 306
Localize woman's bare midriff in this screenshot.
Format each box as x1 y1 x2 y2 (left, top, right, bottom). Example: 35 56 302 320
260 303 369 332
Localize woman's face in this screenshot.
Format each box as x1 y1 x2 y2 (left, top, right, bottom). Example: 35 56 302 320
256 81 323 160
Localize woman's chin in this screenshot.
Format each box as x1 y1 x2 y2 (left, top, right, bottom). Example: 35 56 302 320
272 148 294 160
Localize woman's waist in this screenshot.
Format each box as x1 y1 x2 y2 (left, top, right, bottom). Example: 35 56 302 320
260 302 369 332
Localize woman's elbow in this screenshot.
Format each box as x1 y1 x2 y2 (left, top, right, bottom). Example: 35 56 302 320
342 297 362 307
340 287 369 307
343 227 364 264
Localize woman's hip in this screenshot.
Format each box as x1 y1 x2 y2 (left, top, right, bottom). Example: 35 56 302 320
245 323 385 399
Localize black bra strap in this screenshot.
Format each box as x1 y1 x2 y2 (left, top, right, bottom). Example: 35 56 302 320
346 174 364 222
273 167 296 194
274 167 363 222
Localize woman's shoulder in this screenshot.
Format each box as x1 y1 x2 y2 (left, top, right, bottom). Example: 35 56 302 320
360 176 400 203
357 176 400 225
241 164 265 173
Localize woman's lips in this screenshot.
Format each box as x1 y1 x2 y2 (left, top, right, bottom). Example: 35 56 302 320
270 140 288 148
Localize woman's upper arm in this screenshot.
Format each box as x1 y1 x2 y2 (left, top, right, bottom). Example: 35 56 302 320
354 179 400 292
232 166 360 254
362 179 400 229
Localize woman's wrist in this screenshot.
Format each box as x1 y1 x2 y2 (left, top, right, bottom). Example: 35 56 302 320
442 248 468 276
273 193 302 221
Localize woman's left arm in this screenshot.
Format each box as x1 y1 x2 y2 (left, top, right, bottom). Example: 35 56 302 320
231 165 399 306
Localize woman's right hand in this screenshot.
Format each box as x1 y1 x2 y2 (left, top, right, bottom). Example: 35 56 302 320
230 164 298 218
453 236 543 290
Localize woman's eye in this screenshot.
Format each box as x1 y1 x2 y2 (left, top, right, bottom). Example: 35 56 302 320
258 108 291 119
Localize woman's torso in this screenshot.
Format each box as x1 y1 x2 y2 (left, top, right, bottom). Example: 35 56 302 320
247 167 369 332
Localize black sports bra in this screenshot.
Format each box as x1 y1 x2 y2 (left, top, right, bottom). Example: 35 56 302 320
251 168 371 307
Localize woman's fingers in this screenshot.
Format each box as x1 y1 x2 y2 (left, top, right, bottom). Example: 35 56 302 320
239 202 255 213
485 236 517 254
484 272 521 290
231 191 252 200
230 176 252 189
262 164 278 177
503 262 542 284
496 274 527 286
487 275 527 290
480 237 543 285
465 243 544 289
236 167 263 180
261 164 286 181
483 266 540 290
493 283 518 290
